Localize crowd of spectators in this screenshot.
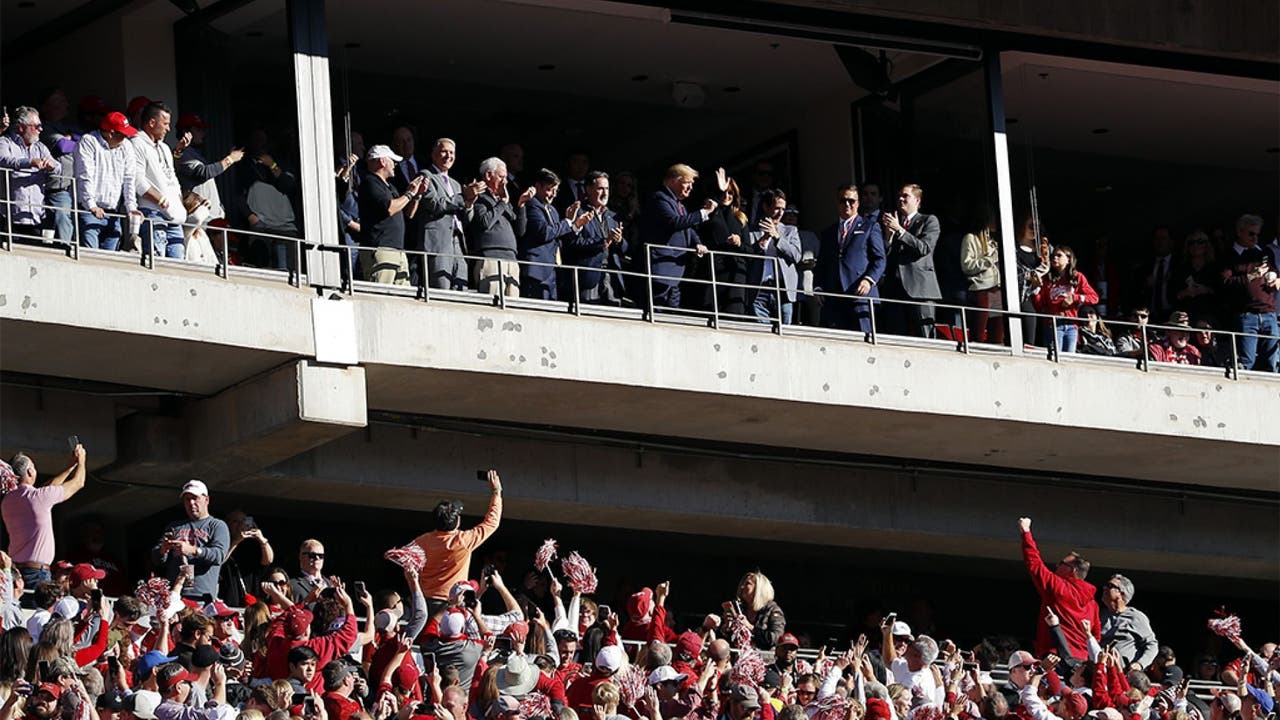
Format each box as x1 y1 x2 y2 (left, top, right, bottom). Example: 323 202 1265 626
1 93 1277 371
0 453 1275 720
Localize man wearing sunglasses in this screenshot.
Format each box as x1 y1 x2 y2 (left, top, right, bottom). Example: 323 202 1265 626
1018 517 1100 661
291 540 330 602
0 106 57 237
1099 574 1158 671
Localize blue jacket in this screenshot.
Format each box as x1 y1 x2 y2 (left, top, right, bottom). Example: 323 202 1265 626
638 188 703 285
563 205 627 294
816 215 885 297
519 196 576 300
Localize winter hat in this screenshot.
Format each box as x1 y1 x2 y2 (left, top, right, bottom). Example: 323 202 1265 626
675 631 703 659
284 606 314 637
1059 689 1088 719
627 588 654 621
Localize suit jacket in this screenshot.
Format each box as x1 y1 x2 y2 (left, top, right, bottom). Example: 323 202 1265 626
746 223 802 302
418 168 470 255
554 177 590 216
564 205 627 292
519 196 576 299
816 215 885 297
884 212 942 300
638 188 703 284
467 192 519 259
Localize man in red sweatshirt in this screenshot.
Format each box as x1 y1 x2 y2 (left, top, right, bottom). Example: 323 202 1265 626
1019 517 1100 660
265 585 359 689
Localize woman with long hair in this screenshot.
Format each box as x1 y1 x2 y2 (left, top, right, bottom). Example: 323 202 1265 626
1172 229 1220 325
1033 245 1099 354
242 601 274 678
1077 305 1116 356
721 570 786 649
701 176 751 317
0 628 31 696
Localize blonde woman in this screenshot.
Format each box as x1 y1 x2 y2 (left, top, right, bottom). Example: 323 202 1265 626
722 571 786 649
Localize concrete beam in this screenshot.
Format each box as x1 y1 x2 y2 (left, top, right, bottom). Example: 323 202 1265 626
76 361 367 521
240 424 1277 580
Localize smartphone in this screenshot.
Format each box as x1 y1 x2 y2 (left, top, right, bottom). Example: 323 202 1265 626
68 434 80 452
494 636 514 653
422 652 436 674
91 588 104 609
598 605 612 621
417 702 436 716
963 662 979 671
476 469 488 482
107 656 121 674
244 515 256 530
38 661 51 680
179 564 195 581
885 612 898 625
353 581 366 597
482 564 495 580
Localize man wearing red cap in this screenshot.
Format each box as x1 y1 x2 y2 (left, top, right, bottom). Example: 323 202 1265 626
770 633 800 677
174 112 242 221
73 110 142 251
18 683 66 720
671 631 704 691
264 585 358 688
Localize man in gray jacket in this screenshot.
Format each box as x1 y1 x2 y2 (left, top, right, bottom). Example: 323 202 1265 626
748 189 802 324
1100 573 1158 670
418 138 482 290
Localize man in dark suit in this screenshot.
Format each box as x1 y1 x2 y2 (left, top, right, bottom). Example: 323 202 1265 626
563 170 629 305
816 185 885 332
389 126 425 281
746 189 803 325
519 168 592 300
637 164 718 309
419 138 482 290
878 183 942 337
553 150 592 215
467 157 531 298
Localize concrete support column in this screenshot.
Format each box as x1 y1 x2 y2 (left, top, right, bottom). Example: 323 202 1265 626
288 0 342 288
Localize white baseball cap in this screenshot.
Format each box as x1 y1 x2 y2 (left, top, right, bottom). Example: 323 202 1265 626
647 665 688 686
368 144 403 162
596 645 626 673
891 621 914 639
181 479 208 497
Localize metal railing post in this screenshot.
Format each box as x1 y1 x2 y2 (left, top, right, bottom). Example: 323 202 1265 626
1229 330 1240 380
497 255 507 309
141 217 154 269
421 251 431 302
773 255 784 335
217 228 229 278
1139 324 1150 372
867 295 878 345
345 245 355 295
571 266 581 317
708 250 719 329
1048 315 1058 361
645 245 655 323
291 237 303 287
959 306 970 354
3 171 12 249
71 175 81 253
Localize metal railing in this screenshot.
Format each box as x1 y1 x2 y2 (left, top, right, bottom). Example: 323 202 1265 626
4 167 1278 382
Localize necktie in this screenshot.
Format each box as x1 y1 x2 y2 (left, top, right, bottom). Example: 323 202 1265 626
676 201 686 217
839 219 852 250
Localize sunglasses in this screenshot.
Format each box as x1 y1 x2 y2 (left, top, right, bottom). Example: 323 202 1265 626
305 552 325 560
1105 583 1124 591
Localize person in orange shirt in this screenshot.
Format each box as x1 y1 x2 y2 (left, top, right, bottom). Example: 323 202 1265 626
413 469 504 613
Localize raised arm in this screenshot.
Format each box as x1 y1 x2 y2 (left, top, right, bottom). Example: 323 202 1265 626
49 444 87 500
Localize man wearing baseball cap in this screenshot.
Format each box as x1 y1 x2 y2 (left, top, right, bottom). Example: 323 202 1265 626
22 683 65 720
155 661 229 720
174 112 242 220
359 144 426 285
770 633 800 676
150 480 230 601
72 110 143 251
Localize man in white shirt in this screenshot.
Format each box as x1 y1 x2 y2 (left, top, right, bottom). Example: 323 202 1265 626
881 617 944 706
132 102 187 258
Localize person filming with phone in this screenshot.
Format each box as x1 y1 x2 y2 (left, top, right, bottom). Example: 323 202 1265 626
3 439 87 592
151 480 230 601
411 469 504 614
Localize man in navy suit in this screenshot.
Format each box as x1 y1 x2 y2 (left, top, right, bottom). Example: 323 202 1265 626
637 164 718 309
563 170 629 305
879 183 942 337
815 185 885 333
519 168 592 300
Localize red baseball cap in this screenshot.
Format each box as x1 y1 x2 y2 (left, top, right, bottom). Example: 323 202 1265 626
34 683 62 699
502 621 529 645
284 606 314 637
70 563 107 585
775 633 799 649
101 112 138 138
177 112 210 130
159 668 199 690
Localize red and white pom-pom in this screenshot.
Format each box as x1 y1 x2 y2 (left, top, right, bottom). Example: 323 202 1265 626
1207 614 1242 639
907 705 946 720
0 460 18 495
794 658 813 676
726 612 753 650
810 694 851 720
811 656 834 680
534 539 558 573
561 552 598 595
519 692 553 718
615 665 647 708
384 544 427 574
730 649 767 689
135 576 172 613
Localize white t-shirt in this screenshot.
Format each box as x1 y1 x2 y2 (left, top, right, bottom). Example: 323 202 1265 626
890 657 943 705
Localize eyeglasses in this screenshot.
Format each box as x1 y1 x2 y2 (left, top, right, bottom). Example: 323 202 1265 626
305 552 325 560
838 198 858 205
1105 584 1123 591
